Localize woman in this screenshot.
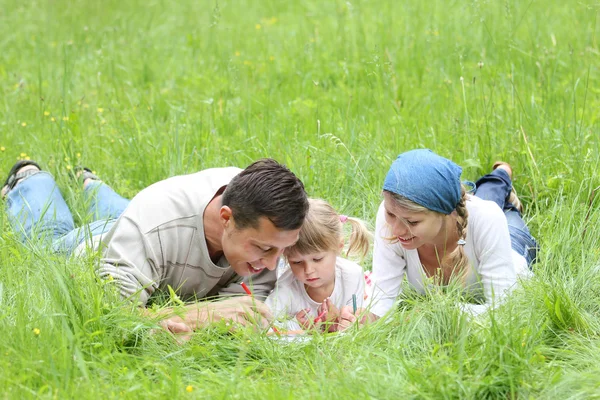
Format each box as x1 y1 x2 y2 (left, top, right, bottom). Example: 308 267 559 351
367 149 537 318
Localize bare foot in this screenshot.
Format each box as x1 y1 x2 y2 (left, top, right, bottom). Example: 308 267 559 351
492 161 513 179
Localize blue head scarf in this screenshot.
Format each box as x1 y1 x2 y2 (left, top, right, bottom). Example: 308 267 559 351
383 149 462 214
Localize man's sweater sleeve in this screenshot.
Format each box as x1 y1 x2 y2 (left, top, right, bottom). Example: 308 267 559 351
98 215 161 306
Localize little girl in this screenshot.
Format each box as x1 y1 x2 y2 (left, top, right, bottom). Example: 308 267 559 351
266 198 371 332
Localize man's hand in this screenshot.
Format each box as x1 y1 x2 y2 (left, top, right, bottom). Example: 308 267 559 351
159 318 193 343
156 296 273 335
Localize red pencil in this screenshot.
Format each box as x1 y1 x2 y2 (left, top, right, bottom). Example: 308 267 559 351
313 309 327 324
240 282 281 335
241 282 252 296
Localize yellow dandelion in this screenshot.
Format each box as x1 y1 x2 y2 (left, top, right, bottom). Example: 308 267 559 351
255 24 261 30
235 51 240 57
97 107 103 113
76 152 81 158
243 60 252 66
44 111 50 116
246 339 251 343
25 156 30 160
62 116 69 121
20 152 27 157
33 328 40 336
269 56 275 61
186 386 193 393
21 122 27 127
51 117 56 122
108 275 114 281
66 165 72 171
0 147 5 152
64 156 70 162
83 104 90 109
101 120 107 125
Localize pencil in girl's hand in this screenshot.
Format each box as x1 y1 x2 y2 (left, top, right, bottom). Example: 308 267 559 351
314 309 327 324
240 282 281 335
352 294 357 314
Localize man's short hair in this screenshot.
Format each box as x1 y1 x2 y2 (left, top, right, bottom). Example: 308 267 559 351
222 158 309 230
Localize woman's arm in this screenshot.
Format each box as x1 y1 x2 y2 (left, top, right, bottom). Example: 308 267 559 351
368 202 408 317
467 198 519 313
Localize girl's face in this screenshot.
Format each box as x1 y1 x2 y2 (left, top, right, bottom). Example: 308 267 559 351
287 250 338 289
383 192 447 250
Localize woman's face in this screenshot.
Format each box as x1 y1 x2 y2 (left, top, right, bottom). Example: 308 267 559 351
382 192 447 250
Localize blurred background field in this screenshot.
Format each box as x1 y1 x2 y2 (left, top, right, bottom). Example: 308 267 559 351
1 0 600 398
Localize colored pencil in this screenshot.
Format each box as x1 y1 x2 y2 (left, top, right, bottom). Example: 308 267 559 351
313 309 327 324
240 282 281 335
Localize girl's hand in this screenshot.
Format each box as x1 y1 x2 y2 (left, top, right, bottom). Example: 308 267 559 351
321 298 341 332
336 306 357 331
295 308 312 330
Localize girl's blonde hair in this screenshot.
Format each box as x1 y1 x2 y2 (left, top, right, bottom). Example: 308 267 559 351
385 186 470 282
285 198 371 259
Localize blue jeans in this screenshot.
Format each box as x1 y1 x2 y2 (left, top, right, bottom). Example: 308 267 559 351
5 172 130 254
474 169 538 268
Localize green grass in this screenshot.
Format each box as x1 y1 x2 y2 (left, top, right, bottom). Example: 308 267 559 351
1 0 600 397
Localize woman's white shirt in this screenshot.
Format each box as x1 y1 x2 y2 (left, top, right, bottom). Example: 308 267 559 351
369 195 529 317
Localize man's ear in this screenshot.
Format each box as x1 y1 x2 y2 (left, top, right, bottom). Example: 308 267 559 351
220 206 233 229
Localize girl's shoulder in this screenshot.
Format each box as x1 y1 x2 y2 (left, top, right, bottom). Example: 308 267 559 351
335 256 364 276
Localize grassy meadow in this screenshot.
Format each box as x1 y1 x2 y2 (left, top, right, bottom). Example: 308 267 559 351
1 0 600 397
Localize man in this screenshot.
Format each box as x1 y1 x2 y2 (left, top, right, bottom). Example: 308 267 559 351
2 158 307 334
97 158 308 334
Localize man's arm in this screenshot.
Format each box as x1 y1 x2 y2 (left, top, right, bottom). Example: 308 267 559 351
146 296 274 334
98 215 161 305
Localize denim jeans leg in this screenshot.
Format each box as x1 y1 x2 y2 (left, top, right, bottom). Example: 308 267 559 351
84 181 130 221
474 169 538 268
52 219 119 254
5 172 75 245
474 169 514 211
505 210 539 268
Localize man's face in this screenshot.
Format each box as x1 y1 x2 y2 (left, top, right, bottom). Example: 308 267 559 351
220 208 301 276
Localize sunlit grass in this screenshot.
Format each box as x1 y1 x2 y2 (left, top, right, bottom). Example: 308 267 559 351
1 0 600 397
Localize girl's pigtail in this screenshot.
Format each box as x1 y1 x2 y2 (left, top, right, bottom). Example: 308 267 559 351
344 216 372 260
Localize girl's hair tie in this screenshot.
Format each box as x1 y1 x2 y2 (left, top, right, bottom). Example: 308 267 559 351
457 239 466 246
339 215 348 223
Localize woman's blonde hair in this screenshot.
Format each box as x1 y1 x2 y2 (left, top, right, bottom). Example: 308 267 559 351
285 198 371 259
384 186 470 282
